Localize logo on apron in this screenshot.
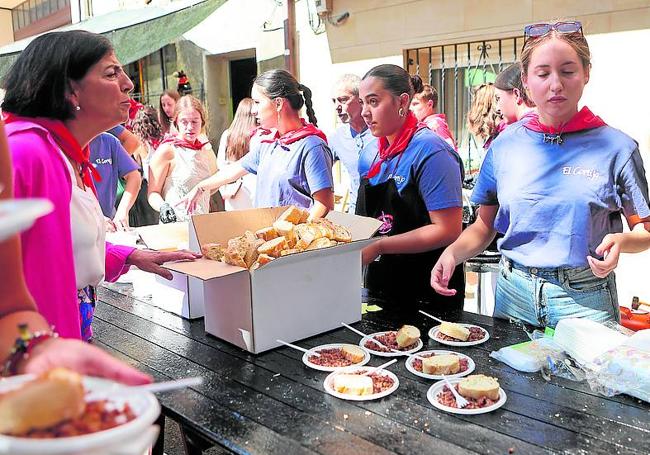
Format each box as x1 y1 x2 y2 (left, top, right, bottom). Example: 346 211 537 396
377 211 394 234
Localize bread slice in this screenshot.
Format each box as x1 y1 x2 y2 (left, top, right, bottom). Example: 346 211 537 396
422 354 460 375
255 226 278 242
201 243 225 261
439 322 470 341
280 248 301 256
294 223 322 250
332 374 373 396
257 236 288 257
223 236 248 268
311 219 335 239
342 345 366 364
0 368 86 435
277 205 308 225
332 223 352 243
396 325 421 348
244 237 265 268
273 220 296 247
305 237 335 251
458 375 500 401
256 254 275 265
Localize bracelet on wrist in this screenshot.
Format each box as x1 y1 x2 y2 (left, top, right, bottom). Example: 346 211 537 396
2 323 58 377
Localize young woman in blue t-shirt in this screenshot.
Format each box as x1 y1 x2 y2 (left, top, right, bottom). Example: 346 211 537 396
432 22 650 327
181 70 333 219
357 64 465 306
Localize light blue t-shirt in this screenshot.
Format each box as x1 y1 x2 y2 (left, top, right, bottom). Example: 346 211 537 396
241 135 334 209
472 123 650 268
328 124 378 212
89 132 139 218
360 128 463 211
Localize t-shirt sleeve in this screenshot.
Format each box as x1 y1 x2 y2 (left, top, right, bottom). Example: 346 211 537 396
304 143 334 194
240 139 261 175
108 125 125 137
113 138 139 177
416 149 462 211
617 148 650 220
471 148 498 205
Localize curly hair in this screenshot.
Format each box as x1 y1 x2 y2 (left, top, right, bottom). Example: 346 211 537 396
467 83 500 142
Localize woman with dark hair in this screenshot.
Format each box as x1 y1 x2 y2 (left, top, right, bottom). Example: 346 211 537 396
181 69 333 219
1 30 199 340
356 64 465 306
494 63 536 125
216 97 257 210
159 89 180 135
409 74 457 150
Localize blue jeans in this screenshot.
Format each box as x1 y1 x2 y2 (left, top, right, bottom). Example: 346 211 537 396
494 257 619 328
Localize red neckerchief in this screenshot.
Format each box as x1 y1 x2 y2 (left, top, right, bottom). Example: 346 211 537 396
258 119 327 146
367 111 427 179
523 106 606 135
3 112 101 194
160 135 209 151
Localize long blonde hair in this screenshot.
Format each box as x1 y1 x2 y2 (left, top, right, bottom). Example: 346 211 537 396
226 98 256 161
467 83 500 142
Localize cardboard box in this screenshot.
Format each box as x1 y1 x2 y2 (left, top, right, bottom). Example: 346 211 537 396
164 207 382 353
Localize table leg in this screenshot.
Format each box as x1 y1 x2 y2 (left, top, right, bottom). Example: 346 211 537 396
180 424 214 455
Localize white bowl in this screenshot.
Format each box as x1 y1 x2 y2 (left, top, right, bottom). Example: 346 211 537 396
426 377 506 415
0 375 160 455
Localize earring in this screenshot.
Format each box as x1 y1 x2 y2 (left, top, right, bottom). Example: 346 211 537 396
398 107 404 117
75 105 81 111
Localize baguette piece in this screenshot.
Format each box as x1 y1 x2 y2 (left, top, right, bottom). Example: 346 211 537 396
332 374 373 396
255 226 278 241
439 322 470 341
294 223 322 250
422 354 460 375
458 375 500 401
396 325 420 348
256 254 275 265
0 368 86 435
342 346 366 364
257 236 288 257
277 205 308 225
273 220 296 247
332 223 352 243
280 248 301 256
305 237 335 251
201 243 225 261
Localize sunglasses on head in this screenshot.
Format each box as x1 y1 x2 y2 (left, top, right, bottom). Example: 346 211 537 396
524 21 583 42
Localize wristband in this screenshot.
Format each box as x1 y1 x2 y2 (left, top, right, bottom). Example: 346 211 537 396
2 324 57 377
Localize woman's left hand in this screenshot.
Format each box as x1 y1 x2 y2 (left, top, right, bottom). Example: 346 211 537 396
126 249 202 280
587 233 622 278
180 186 204 215
362 239 383 266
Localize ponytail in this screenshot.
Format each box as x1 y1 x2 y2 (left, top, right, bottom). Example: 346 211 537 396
299 83 318 126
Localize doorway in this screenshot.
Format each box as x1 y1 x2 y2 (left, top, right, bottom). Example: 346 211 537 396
229 57 257 116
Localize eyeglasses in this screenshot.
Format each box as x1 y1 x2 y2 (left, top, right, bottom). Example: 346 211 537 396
524 21 583 42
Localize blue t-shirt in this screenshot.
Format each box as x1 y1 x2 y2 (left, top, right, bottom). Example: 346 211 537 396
108 124 125 138
328 124 378 212
360 128 463 211
89 132 139 217
471 123 650 268
241 135 334 209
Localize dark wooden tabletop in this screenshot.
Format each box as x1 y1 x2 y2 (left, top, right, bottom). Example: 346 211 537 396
95 283 649 455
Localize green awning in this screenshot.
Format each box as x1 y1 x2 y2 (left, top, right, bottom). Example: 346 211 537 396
0 0 225 81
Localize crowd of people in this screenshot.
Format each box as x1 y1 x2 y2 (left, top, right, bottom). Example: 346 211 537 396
1 21 650 384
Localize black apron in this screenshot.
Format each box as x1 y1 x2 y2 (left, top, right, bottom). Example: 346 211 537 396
356 158 465 308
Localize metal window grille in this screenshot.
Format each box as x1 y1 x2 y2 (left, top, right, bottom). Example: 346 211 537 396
405 36 522 173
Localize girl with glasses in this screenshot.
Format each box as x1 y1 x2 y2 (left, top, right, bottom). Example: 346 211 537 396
432 22 650 327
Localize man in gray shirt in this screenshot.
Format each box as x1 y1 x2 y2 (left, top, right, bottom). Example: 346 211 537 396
328 74 378 213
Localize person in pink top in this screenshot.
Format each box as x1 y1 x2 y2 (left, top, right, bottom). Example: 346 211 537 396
409 75 457 150
2 30 199 340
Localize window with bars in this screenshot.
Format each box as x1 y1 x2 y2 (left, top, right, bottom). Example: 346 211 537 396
405 37 523 173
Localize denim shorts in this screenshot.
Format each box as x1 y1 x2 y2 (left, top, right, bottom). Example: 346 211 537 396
493 257 620 328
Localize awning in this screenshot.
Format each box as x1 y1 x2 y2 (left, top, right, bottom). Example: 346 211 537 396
0 0 225 80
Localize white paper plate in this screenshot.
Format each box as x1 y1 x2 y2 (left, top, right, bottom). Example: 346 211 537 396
323 367 399 401
302 343 371 372
428 324 490 347
0 199 53 242
359 331 423 357
0 374 161 455
427 378 507 415
405 350 475 380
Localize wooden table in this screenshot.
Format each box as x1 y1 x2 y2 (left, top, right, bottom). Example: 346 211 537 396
95 283 649 455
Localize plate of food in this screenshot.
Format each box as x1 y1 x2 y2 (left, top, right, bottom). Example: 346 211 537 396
427 374 507 415
302 344 370 372
360 325 423 357
0 368 160 455
405 350 475 380
323 367 399 401
428 321 489 346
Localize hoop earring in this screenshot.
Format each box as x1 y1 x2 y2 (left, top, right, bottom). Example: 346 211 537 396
398 107 404 117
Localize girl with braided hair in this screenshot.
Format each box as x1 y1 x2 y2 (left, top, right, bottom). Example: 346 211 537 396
181 69 333 219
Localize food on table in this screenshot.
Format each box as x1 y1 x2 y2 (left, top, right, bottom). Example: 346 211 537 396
305 237 336 250
333 374 373 396
436 325 486 343
439 321 470 341
437 375 501 409
364 330 419 352
0 368 137 438
201 242 224 261
308 345 366 368
396 325 421 348
257 236 289 257
422 354 460 375
413 353 469 374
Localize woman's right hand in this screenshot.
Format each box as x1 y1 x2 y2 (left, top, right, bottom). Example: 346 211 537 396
178 186 204 215
430 250 459 296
